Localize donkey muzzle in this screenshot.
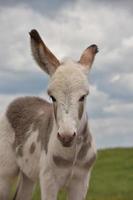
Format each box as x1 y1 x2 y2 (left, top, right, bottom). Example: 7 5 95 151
57 132 76 147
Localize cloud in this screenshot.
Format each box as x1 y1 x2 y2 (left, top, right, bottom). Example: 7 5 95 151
0 0 133 148
87 85 110 118
0 94 23 113
104 102 133 118
87 84 133 148
0 70 48 94
0 0 66 17
93 0 133 14
90 117 133 148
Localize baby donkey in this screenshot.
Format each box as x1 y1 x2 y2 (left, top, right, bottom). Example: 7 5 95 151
0 29 98 200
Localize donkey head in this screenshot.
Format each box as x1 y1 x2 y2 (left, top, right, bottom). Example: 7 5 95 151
30 29 98 147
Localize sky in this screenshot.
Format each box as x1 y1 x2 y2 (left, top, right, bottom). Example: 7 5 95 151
0 0 133 148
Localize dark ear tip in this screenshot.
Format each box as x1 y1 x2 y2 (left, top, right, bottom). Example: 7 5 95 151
29 29 38 37
29 29 42 42
89 44 99 54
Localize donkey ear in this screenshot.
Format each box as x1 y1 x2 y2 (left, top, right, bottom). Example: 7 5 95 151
79 44 98 70
29 29 60 75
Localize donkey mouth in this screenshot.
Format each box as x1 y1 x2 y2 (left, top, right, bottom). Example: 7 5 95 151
57 132 76 148
61 141 73 148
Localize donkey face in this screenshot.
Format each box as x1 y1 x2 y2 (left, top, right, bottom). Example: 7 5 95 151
30 29 98 147
47 62 89 147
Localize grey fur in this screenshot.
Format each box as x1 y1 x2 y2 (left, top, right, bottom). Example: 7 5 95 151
83 153 97 170
78 102 84 120
30 29 60 75
53 103 57 123
16 145 23 157
13 172 34 200
6 96 53 154
78 141 91 160
53 155 73 167
29 142 36 154
35 110 53 153
77 121 92 160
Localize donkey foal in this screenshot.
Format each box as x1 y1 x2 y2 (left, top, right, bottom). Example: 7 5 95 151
0 29 98 200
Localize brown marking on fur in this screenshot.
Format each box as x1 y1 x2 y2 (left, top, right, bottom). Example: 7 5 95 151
29 29 60 75
53 103 57 122
79 44 98 68
78 102 84 120
17 145 23 157
6 97 53 154
53 155 73 167
29 142 36 154
83 153 97 170
35 110 53 153
78 141 91 160
77 121 92 160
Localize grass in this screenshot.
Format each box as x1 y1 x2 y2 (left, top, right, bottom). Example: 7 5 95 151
11 147 133 200
87 147 133 200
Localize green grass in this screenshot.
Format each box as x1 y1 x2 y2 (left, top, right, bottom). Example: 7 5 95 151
11 147 133 200
87 147 133 200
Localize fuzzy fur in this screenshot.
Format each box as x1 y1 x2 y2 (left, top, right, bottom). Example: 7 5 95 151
0 30 98 200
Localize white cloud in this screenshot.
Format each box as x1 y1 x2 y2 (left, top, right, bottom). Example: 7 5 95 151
90 117 133 148
0 94 22 113
110 73 133 94
0 1 133 148
87 85 110 118
122 36 133 48
110 74 120 83
104 102 133 117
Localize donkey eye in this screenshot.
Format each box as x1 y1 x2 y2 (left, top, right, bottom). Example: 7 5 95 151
50 95 56 102
79 95 86 102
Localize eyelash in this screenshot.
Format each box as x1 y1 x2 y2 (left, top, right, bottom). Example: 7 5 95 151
79 95 86 102
50 95 56 102
49 94 88 102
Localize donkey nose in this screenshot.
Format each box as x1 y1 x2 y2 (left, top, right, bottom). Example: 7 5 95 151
57 132 76 147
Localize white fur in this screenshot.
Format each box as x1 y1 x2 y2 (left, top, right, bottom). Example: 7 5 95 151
0 114 18 199
17 128 41 181
48 61 89 136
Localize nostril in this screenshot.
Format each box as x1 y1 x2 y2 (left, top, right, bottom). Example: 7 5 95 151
57 132 65 141
73 132 76 137
57 132 61 139
57 132 76 147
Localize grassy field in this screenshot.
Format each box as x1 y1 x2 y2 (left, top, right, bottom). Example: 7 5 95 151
11 148 133 200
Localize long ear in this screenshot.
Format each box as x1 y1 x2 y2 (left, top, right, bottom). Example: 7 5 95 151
29 29 60 75
79 44 98 70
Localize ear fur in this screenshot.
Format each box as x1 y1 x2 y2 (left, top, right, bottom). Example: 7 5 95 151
79 44 98 69
29 29 60 75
